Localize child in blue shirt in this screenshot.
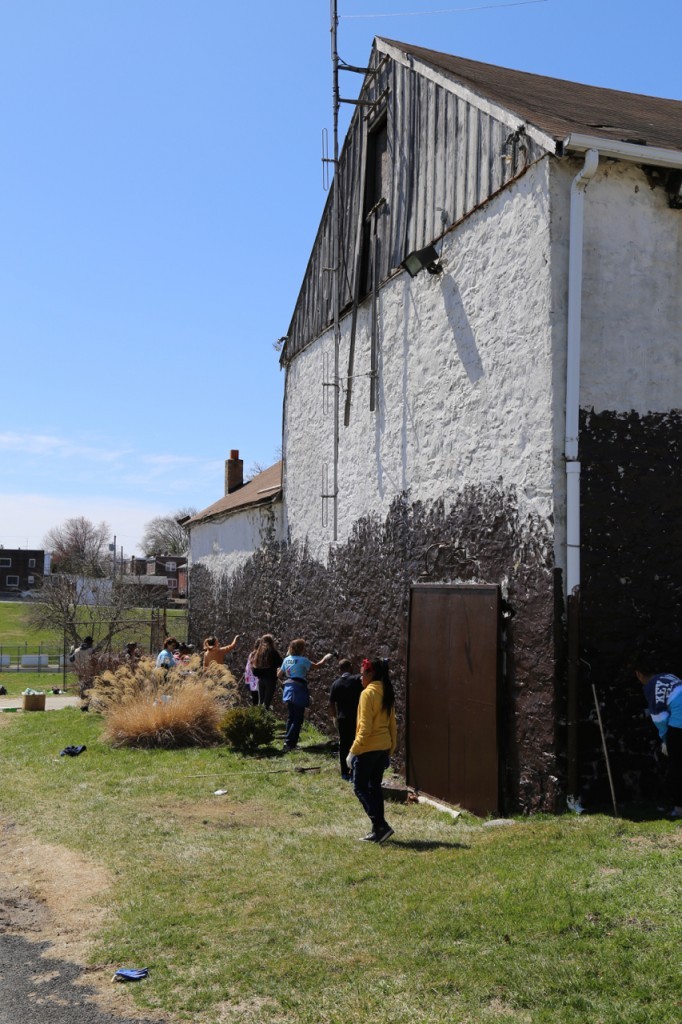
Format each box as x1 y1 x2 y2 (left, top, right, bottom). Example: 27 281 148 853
277 638 333 750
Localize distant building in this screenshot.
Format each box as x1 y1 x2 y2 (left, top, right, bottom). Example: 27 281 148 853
185 452 283 624
146 555 188 597
0 548 46 594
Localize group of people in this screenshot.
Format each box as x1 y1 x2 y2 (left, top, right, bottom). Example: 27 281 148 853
78 628 682 832
155 636 195 669
154 630 398 842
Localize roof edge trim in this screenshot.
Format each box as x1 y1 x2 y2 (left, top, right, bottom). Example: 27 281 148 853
188 490 283 528
563 133 682 169
375 37 557 155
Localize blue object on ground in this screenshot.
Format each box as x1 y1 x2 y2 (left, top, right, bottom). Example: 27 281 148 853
112 968 150 982
59 745 87 757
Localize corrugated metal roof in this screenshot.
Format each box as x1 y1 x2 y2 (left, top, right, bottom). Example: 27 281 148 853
186 462 282 526
381 40 682 152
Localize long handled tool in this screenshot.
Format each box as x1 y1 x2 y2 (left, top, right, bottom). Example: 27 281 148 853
590 677 619 818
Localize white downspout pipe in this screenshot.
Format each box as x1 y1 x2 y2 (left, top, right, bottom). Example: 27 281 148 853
565 148 599 596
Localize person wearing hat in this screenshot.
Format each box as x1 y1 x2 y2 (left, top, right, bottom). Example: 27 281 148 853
124 641 142 664
69 636 94 697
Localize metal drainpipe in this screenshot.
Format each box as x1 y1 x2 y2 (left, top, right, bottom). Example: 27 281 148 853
566 148 599 805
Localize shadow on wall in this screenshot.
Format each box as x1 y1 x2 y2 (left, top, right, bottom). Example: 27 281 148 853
441 274 485 384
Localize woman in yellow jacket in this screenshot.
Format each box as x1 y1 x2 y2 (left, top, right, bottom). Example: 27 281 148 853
347 657 397 843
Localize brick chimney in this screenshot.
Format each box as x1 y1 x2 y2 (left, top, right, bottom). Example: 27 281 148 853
225 449 244 495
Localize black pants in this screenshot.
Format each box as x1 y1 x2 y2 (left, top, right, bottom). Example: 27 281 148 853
337 719 356 776
248 688 259 706
352 749 390 834
258 677 276 709
666 726 682 807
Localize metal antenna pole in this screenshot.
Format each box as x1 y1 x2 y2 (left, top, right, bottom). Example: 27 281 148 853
330 0 340 541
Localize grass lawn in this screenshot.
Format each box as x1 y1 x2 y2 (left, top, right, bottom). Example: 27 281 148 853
0 601 62 647
0 601 187 656
0 671 69 697
1 710 681 1023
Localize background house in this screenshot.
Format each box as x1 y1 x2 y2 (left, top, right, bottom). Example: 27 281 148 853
190 41 682 814
145 555 188 598
187 452 284 634
0 548 46 595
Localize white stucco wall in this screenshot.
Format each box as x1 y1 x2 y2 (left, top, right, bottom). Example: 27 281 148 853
581 161 682 415
188 503 284 579
283 158 556 563
548 158 682 572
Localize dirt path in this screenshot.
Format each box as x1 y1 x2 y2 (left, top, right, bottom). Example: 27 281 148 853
0 815 169 1024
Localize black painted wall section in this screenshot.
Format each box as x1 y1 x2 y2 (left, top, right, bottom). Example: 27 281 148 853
190 486 561 813
579 408 682 807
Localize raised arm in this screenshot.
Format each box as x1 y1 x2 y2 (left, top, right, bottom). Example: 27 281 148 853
310 652 334 671
221 635 241 654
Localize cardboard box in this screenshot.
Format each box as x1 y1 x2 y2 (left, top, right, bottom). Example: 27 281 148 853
23 693 46 711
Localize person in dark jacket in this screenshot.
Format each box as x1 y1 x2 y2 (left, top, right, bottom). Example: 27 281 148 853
329 659 362 780
249 634 283 709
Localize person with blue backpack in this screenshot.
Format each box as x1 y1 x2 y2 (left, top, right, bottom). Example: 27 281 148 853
635 651 682 820
277 638 333 751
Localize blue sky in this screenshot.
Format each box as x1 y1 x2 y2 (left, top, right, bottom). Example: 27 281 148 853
1 0 679 554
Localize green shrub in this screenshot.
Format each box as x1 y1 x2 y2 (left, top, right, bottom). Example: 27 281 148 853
220 706 277 752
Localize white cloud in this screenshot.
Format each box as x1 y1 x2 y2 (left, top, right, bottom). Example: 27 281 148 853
0 431 131 462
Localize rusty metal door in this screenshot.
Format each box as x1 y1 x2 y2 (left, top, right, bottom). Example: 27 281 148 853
406 584 501 816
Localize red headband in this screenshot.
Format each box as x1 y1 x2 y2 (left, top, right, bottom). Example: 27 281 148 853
361 658 373 673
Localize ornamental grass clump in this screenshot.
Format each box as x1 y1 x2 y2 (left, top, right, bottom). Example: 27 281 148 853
90 655 240 749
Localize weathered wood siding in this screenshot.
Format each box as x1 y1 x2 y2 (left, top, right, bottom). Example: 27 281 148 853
284 50 547 363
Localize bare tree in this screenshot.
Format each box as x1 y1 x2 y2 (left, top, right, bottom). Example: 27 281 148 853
43 517 110 576
244 461 267 483
27 574 146 651
140 508 196 556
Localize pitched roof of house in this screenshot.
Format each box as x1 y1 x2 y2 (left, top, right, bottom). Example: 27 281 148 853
380 40 682 153
186 461 283 527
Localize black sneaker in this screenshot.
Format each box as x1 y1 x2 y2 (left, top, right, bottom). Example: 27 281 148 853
376 825 394 843
358 832 378 842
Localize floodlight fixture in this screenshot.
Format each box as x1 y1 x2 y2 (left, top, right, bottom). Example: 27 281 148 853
401 244 443 278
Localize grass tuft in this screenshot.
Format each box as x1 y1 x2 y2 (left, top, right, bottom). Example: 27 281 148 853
90 656 238 749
